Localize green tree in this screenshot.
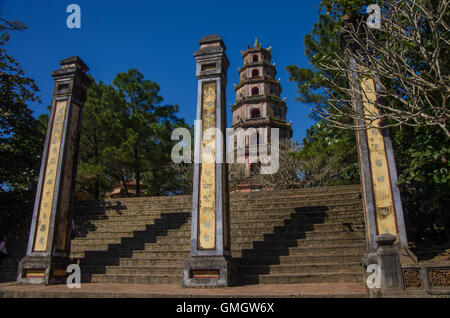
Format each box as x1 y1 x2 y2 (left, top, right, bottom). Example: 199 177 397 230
393 125 450 245
0 17 43 191
0 16 43 237
76 79 124 199
287 0 450 246
286 14 359 186
295 121 359 186
101 69 187 197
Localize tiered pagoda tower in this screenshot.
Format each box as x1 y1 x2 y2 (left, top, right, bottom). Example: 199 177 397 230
231 39 292 174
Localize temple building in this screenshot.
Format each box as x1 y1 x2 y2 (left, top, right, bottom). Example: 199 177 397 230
230 39 292 176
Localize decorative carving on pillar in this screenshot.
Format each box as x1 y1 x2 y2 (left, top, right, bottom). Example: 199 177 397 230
17 56 92 285
198 81 217 250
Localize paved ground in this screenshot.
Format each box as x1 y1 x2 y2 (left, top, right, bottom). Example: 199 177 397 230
0 282 368 298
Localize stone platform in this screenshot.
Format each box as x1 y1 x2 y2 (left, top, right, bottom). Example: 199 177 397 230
0 282 368 298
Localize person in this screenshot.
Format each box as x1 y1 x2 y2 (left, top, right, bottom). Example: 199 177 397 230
0 232 7 258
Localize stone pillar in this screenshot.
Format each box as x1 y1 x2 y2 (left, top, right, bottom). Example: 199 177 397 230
340 16 409 255
376 234 404 294
17 57 92 285
182 35 232 287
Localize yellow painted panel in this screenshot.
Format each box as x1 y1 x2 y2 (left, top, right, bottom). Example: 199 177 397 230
198 82 216 249
190 270 220 279
25 269 45 278
360 78 397 237
33 100 68 252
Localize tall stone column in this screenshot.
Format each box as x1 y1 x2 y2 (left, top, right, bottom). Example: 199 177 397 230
17 57 92 285
182 35 232 287
340 16 410 258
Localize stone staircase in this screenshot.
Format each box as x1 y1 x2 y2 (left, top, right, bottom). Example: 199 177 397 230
69 184 367 286
0 230 28 282
0 185 367 287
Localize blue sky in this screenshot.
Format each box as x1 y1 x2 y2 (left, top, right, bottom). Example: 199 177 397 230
1 0 322 142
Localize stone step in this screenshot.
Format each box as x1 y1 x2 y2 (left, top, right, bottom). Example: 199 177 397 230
71 231 365 246
71 233 365 248
72 252 363 265
74 250 363 268
236 262 362 274
75 185 361 205
75 194 362 208
229 198 362 208
70 240 365 254
236 272 363 285
237 238 365 249
70 239 366 257
0 274 16 282
73 247 365 260
81 271 363 285
75 235 366 247
0 266 17 274
72 222 364 236
75 196 362 214
73 214 365 227
74 207 364 226
84 273 181 285
74 199 362 216
236 254 363 265
238 245 366 257
77 258 181 267
0 250 27 258
74 186 361 207
0 257 22 266
79 261 362 276
230 185 362 197
75 219 365 231
80 265 181 275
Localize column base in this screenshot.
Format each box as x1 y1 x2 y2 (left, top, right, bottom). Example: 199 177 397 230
17 255 71 285
182 256 232 287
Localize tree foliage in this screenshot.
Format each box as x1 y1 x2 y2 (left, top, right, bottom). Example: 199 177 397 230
287 14 359 187
287 0 450 245
76 79 123 198
0 16 44 237
75 70 188 198
319 0 449 136
0 17 43 191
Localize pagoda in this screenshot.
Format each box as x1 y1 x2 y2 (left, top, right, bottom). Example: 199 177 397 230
230 39 292 177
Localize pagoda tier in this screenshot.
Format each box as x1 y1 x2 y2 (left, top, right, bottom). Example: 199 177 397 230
231 39 292 140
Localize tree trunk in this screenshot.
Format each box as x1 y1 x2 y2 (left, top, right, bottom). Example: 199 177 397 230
136 171 141 197
134 142 140 197
120 172 129 197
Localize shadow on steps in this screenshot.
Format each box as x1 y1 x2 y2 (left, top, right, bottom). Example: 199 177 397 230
73 212 190 282
231 206 328 286
73 200 128 238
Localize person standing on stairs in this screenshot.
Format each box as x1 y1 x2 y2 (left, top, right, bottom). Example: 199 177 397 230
0 231 8 258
